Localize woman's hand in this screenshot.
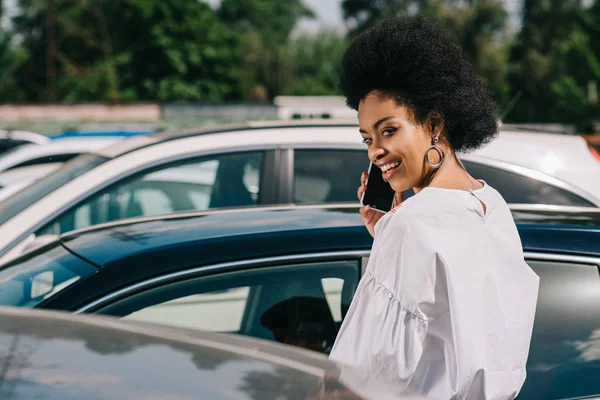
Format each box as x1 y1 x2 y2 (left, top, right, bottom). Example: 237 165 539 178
358 172 402 238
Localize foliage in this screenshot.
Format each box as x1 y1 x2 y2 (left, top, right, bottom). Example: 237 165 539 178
0 0 599 132
283 31 348 96
3 0 245 103
219 0 314 46
218 0 315 101
342 0 416 36
507 0 600 129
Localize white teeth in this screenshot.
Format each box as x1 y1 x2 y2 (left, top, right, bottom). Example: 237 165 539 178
381 161 401 172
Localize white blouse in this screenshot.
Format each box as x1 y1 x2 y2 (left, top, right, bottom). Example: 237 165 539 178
330 183 539 400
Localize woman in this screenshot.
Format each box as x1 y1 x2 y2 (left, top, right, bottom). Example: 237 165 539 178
329 16 540 400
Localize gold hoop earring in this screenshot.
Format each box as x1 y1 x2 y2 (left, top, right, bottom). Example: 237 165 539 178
425 136 445 168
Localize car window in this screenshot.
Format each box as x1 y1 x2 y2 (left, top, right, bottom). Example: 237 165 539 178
0 140 29 154
0 242 96 308
0 154 109 226
36 151 263 235
6 153 81 170
293 150 367 203
518 259 600 399
462 160 595 207
95 260 360 354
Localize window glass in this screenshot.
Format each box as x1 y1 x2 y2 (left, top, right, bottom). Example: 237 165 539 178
36 152 263 236
294 150 367 203
0 154 109 226
126 287 251 332
0 242 96 308
95 260 360 354
0 140 29 155
322 277 344 322
462 161 595 207
518 260 600 399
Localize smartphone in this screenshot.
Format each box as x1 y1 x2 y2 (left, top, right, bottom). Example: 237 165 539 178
361 162 396 213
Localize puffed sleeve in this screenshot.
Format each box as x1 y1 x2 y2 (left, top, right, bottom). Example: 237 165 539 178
329 213 437 386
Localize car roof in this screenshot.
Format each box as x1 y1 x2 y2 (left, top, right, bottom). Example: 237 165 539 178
0 129 50 144
0 306 383 400
59 206 600 270
94 120 361 158
0 137 121 172
60 205 371 268
93 120 576 159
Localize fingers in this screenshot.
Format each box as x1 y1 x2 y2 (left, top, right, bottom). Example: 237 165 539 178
357 171 368 201
360 205 375 225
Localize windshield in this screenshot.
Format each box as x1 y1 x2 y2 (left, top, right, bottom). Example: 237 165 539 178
0 154 109 225
0 242 96 308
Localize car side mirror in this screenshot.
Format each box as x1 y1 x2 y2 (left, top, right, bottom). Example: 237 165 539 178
22 234 60 254
31 271 54 299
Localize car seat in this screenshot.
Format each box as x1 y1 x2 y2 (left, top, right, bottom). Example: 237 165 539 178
209 159 254 208
260 296 337 354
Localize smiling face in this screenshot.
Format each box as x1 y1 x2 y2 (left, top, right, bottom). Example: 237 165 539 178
359 91 442 192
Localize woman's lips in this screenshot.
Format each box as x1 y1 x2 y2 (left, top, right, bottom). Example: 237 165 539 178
382 162 401 181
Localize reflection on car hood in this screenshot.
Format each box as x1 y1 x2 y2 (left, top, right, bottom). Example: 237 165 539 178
0 306 428 400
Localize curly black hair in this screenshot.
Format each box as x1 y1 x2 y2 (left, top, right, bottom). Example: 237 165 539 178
339 16 498 152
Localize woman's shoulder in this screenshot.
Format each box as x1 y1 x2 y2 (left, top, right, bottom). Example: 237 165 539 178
378 192 446 241
393 188 462 221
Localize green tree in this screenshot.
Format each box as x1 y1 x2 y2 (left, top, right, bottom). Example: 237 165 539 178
105 0 244 102
0 0 28 102
342 0 415 36
219 0 314 46
425 0 511 108
4 0 245 103
507 0 597 129
218 0 315 101
284 31 348 96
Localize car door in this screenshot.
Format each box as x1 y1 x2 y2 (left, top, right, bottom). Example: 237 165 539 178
517 253 600 400
35 150 272 236
87 253 366 354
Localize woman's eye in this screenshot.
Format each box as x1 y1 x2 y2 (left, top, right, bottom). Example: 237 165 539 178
362 137 372 145
382 128 396 136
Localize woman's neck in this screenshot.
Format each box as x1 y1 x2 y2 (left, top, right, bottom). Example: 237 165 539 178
413 156 482 194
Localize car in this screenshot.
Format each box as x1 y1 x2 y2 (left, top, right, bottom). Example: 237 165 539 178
465 129 600 205
0 163 64 187
48 124 158 139
0 129 50 155
0 121 598 264
0 205 598 399
0 136 122 174
0 306 426 400
0 164 67 203
0 137 122 204
582 134 600 157
0 179 38 203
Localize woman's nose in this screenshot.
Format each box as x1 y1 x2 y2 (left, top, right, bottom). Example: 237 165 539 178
368 144 386 163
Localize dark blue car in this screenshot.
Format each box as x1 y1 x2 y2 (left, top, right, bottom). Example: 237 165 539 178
0 205 599 399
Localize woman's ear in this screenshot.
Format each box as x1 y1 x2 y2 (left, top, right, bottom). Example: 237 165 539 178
428 111 445 137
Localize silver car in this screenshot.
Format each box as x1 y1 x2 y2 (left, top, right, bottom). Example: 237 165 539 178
0 306 427 400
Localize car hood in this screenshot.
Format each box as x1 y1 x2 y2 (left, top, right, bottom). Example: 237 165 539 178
0 306 428 399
